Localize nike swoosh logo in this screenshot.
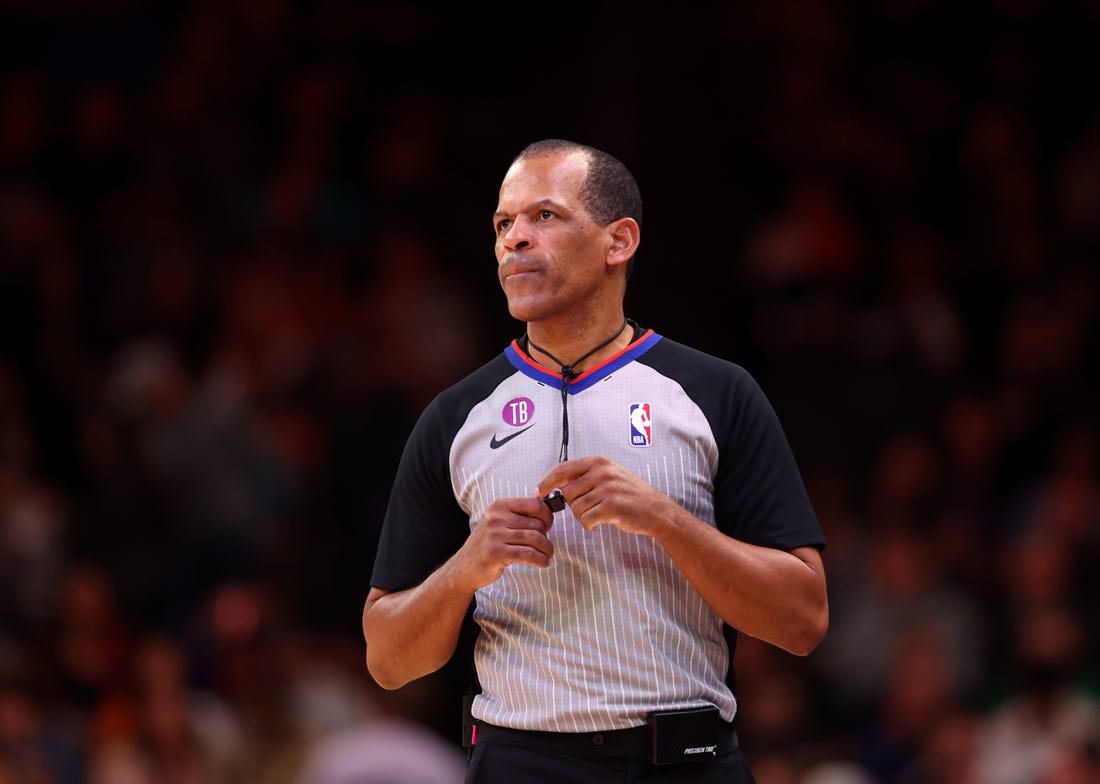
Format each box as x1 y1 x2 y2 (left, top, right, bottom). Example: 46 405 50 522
489 423 536 449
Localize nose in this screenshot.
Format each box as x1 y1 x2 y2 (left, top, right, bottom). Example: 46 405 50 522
501 215 533 251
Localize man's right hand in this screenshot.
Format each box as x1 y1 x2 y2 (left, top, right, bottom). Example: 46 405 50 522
363 496 554 689
456 496 556 588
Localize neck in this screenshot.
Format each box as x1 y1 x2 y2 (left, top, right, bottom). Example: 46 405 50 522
525 316 632 376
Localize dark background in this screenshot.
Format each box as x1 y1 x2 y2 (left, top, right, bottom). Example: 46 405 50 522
1 2 1098 782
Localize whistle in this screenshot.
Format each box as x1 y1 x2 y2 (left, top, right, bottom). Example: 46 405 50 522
541 489 565 513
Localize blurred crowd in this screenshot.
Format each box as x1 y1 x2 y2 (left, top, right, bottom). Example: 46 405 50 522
1 1 1098 783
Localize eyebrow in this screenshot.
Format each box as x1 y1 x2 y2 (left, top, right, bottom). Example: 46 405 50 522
492 199 566 222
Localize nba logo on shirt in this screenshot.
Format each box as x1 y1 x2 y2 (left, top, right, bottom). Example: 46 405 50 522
629 403 652 447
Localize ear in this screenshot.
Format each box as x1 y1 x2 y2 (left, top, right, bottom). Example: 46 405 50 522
605 217 641 269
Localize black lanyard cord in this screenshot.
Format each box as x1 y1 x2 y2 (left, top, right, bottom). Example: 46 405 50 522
525 319 629 462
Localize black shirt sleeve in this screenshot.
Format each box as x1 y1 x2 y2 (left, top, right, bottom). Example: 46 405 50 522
369 394 471 592
714 366 825 551
369 353 516 592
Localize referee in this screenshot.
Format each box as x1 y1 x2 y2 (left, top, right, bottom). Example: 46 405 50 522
362 139 828 782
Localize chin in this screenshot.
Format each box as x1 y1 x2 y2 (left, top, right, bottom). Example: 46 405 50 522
505 296 545 323
508 307 537 324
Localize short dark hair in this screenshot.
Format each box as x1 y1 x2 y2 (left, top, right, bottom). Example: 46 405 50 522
513 139 642 278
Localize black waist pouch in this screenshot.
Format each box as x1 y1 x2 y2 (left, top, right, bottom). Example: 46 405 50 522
646 705 721 765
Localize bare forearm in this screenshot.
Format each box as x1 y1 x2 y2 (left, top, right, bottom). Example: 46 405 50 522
656 507 828 655
362 562 477 689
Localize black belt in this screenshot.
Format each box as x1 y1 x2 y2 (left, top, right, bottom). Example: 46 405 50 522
472 720 738 761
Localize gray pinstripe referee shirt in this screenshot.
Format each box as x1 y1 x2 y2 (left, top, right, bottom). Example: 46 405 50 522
370 328 825 733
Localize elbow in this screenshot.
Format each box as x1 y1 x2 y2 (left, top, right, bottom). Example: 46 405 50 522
363 622 409 691
370 673 408 691
786 554 830 656
365 648 412 691
788 599 829 657
366 646 447 691
362 596 405 689
771 546 830 656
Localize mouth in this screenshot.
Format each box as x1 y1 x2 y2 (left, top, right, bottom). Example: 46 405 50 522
500 257 543 283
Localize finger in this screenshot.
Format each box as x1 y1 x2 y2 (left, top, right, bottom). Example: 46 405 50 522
505 529 555 560
559 469 599 505
537 456 600 496
486 525 554 569
504 542 553 568
514 497 554 529
488 497 554 530
566 486 605 531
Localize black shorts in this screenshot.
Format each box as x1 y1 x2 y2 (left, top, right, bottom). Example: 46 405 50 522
465 722 754 783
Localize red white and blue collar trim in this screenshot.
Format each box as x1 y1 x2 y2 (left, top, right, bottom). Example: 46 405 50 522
504 330 662 393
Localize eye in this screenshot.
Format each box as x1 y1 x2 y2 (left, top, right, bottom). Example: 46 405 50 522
495 218 512 234
538 209 554 221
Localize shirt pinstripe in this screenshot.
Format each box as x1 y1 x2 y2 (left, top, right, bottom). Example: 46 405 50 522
370 329 825 733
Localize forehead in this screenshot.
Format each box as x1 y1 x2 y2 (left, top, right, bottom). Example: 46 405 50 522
497 151 589 211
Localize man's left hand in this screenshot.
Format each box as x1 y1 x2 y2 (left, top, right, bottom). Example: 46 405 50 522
537 456 678 536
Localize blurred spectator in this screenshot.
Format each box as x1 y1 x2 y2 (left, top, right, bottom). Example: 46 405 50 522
0 663 83 784
852 225 966 375
735 636 826 770
43 562 133 722
901 708 982 784
802 761 877 784
293 715 468 784
855 625 961 783
86 632 245 784
1039 739 1100 784
0 365 69 636
291 666 469 784
78 334 297 630
814 523 986 723
972 603 1100 784
865 432 942 531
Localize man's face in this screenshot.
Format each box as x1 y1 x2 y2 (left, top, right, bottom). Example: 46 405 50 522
493 151 614 324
